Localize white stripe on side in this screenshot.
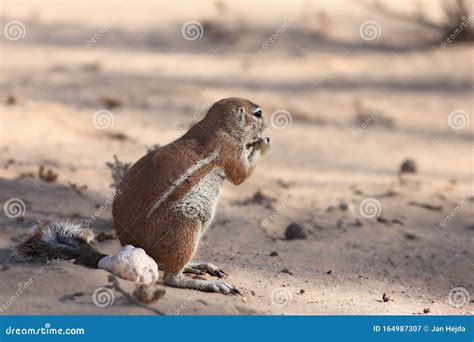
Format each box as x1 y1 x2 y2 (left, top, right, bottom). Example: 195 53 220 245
146 150 220 219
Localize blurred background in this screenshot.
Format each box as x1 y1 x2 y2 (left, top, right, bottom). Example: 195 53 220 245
0 0 473 315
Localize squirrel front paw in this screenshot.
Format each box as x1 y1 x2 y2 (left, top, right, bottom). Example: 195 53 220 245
98 245 159 284
255 137 271 155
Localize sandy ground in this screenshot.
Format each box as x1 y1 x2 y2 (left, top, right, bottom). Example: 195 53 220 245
0 0 473 315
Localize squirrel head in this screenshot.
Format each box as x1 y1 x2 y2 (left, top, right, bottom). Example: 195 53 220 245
199 97 266 147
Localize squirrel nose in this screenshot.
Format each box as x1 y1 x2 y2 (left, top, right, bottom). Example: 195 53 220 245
253 109 262 118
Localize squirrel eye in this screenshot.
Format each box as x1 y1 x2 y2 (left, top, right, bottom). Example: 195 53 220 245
252 108 262 118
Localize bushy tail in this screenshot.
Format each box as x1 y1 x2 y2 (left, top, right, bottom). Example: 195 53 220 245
16 220 107 268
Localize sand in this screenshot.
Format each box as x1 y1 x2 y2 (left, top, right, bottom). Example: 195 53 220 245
0 0 473 315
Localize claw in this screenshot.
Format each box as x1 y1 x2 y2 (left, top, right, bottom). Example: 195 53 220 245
186 263 228 278
183 266 204 276
231 286 243 296
165 273 241 296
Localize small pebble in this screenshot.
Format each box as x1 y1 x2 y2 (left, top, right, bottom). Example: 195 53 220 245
339 201 353 211
5 94 16 105
382 293 391 302
404 233 418 240
280 268 293 275
269 251 278 257
400 159 417 173
101 96 123 109
284 223 308 240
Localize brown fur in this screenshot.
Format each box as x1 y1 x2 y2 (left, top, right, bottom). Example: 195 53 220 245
112 98 270 276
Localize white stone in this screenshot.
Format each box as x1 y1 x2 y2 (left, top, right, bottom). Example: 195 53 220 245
98 245 159 284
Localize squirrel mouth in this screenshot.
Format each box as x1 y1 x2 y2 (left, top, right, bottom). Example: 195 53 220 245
245 134 263 149
245 124 266 149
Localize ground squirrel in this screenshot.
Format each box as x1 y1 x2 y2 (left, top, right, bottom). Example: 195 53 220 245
17 97 270 295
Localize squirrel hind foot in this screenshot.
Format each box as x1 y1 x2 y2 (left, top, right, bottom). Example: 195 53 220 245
184 262 228 278
164 273 241 295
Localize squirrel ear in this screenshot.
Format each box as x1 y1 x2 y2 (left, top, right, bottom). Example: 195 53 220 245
236 107 245 124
